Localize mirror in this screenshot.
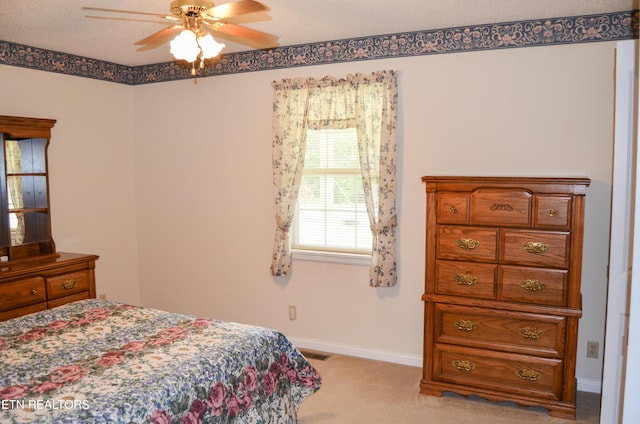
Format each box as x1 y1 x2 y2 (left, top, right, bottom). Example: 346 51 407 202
5 139 49 247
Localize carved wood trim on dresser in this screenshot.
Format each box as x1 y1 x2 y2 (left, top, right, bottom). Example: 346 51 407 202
0 252 99 321
420 176 590 420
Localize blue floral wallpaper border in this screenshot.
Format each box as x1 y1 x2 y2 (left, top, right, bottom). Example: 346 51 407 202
1 10 637 85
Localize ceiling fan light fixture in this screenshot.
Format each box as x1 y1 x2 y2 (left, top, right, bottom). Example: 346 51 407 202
198 33 225 59
169 29 200 62
84 0 277 76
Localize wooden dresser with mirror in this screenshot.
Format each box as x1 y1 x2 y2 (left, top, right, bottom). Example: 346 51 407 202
0 116 98 321
420 176 589 420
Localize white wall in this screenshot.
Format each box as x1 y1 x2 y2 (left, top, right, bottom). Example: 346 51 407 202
0 39 616 389
132 42 614 389
0 66 141 305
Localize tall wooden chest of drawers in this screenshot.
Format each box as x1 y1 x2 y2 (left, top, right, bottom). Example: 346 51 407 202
0 252 98 321
420 176 589 420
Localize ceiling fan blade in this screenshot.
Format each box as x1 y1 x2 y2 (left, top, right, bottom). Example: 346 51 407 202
205 0 268 20
211 22 279 47
81 6 178 21
85 15 172 25
134 26 183 50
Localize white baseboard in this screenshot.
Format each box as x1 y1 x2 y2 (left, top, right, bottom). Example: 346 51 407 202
577 378 602 394
290 337 602 394
289 336 423 368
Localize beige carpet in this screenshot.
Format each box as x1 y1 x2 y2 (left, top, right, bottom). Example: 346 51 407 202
297 353 600 424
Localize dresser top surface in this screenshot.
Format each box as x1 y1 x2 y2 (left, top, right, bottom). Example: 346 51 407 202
421 176 591 184
0 252 99 278
421 176 591 194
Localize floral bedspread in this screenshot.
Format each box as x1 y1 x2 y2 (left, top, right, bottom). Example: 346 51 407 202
0 299 321 423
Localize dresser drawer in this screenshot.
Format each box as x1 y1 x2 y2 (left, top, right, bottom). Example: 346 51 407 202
435 260 496 299
48 292 90 309
437 193 469 224
0 303 47 321
471 189 531 227
499 265 568 306
500 230 570 268
435 304 566 357
46 271 90 300
534 195 572 229
434 344 563 400
437 226 498 262
0 277 46 311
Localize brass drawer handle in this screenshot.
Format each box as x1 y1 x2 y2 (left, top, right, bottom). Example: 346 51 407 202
522 241 548 254
62 279 78 290
520 279 546 291
452 359 475 372
31 289 38 295
455 273 477 286
548 209 557 217
490 203 513 211
455 320 477 331
520 327 543 339
516 368 542 381
456 238 480 250
449 206 457 214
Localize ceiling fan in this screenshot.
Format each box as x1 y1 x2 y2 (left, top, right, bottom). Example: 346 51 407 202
83 0 279 74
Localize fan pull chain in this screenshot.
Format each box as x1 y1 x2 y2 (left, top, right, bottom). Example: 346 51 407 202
189 57 206 77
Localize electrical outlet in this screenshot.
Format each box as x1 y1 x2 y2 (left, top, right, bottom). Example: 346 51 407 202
288 305 297 320
587 340 599 358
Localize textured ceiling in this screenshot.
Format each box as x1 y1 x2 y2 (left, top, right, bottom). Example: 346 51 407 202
0 0 637 66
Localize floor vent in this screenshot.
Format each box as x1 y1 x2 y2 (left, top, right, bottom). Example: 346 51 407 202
300 350 332 361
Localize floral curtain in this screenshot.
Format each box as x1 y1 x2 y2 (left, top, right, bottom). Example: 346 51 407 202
270 70 399 287
270 79 310 277
353 71 398 287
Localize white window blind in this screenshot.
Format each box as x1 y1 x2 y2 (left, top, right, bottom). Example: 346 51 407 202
293 128 372 254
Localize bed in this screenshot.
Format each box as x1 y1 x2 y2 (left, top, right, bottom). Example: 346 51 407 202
0 299 321 423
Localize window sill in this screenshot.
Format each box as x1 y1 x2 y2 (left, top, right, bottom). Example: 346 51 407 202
292 250 371 266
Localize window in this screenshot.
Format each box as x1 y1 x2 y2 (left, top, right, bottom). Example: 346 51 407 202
293 128 372 254
270 70 398 286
